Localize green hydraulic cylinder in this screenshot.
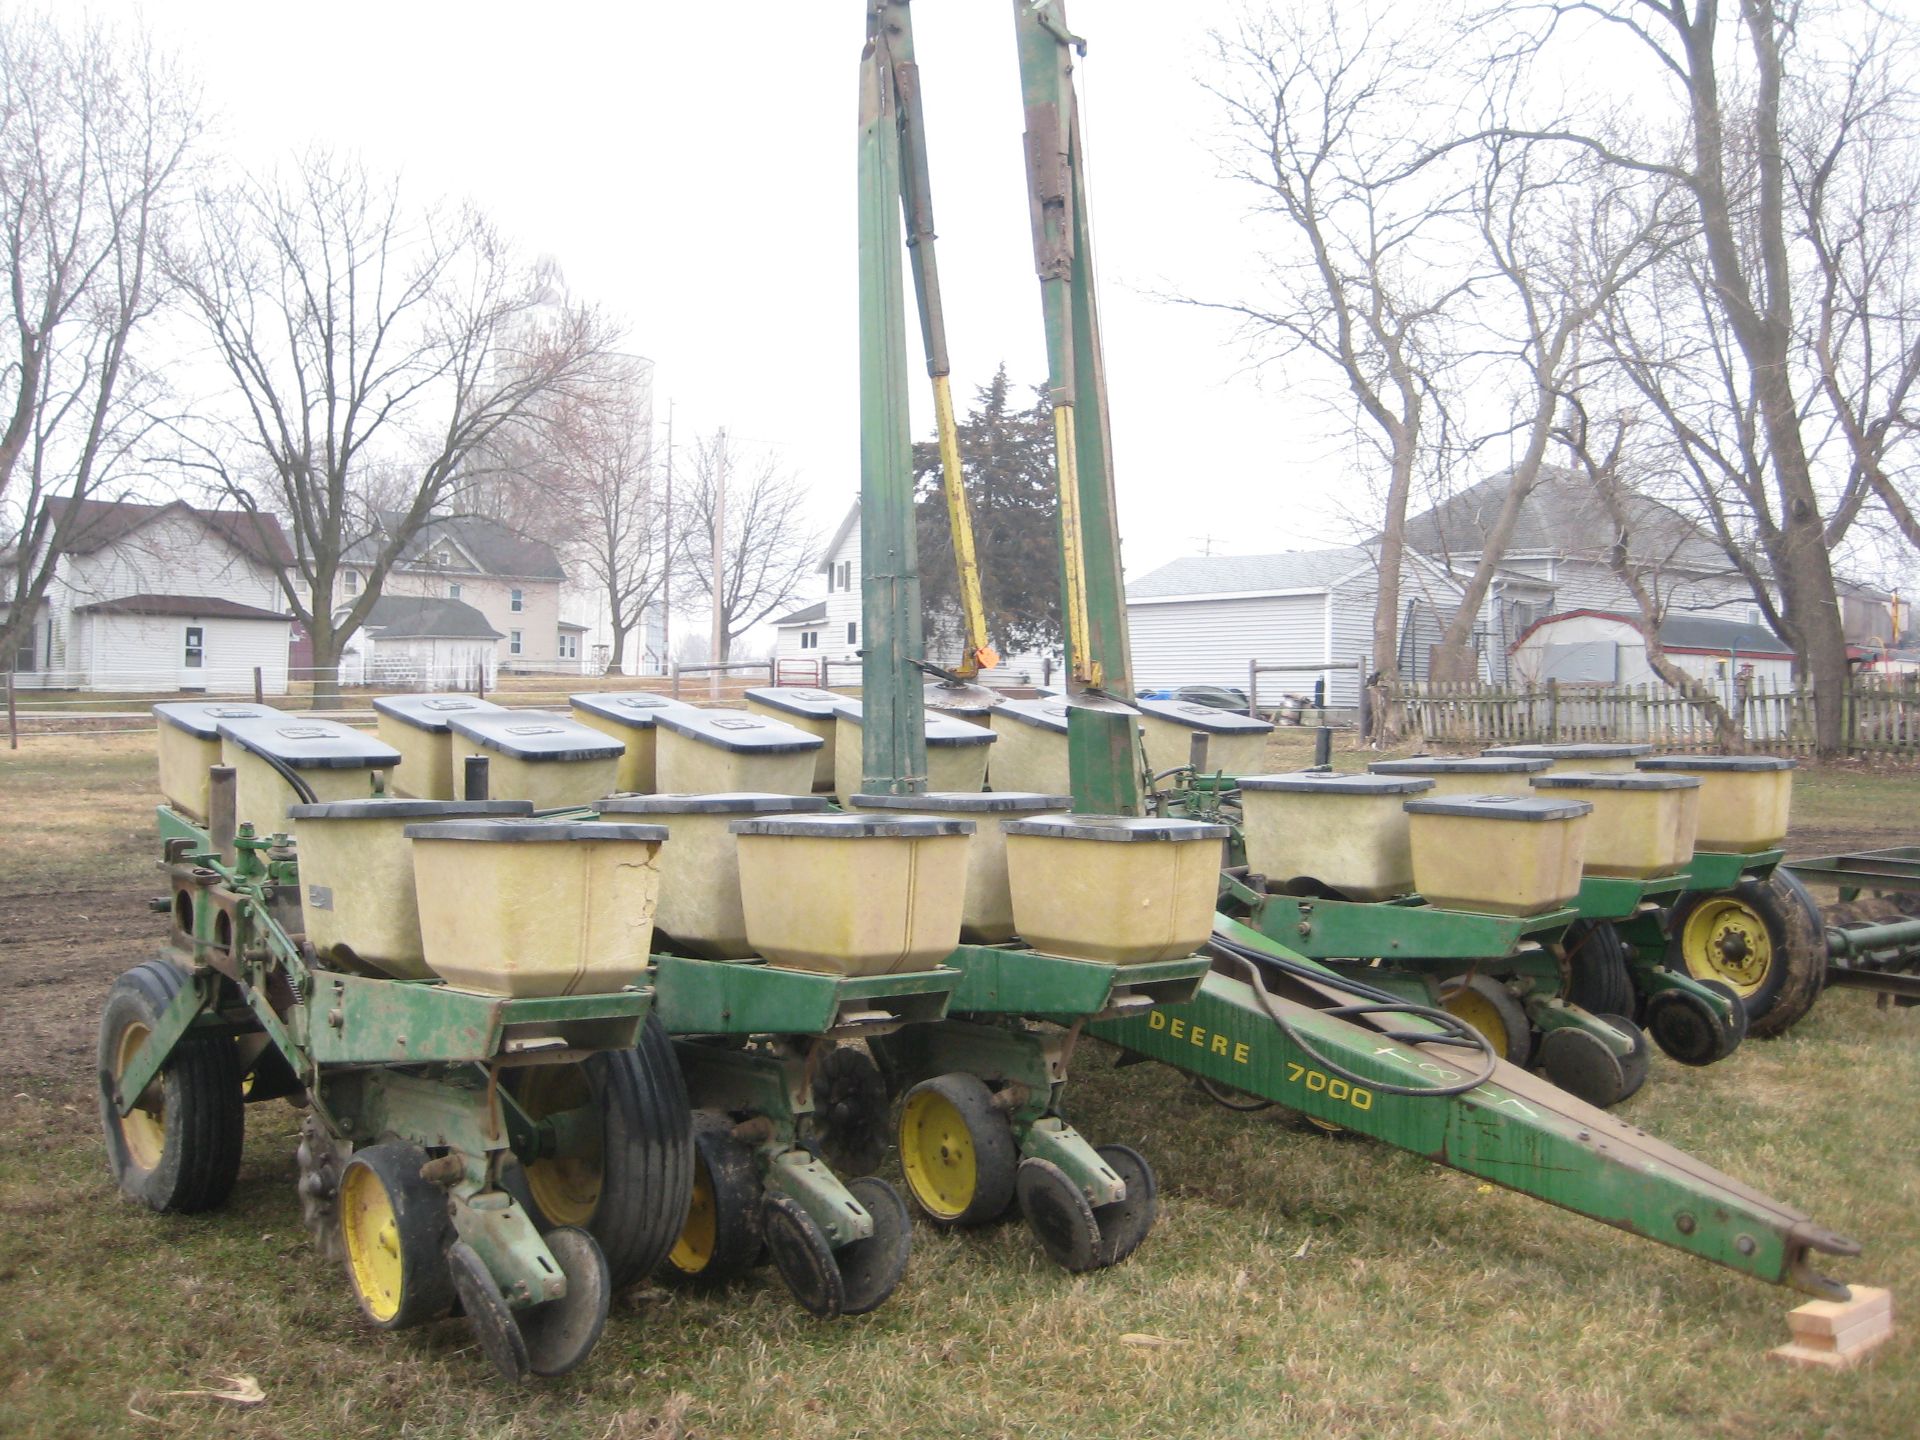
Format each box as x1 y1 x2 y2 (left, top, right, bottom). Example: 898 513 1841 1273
857 11 929 796
1010 0 1140 814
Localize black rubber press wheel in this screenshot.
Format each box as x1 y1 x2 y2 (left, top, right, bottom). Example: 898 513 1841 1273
898 1073 1018 1227
664 1114 764 1286
338 1142 455 1330
1668 871 1825 1037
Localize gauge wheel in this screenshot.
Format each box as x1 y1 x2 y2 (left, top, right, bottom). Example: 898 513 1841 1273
1537 1027 1628 1109
1594 1014 1651 1102
1438 974 1534 1067
507 1014 694 1288
836 1177 912 1316
1015 1157 1101 1273
447 1239 529 1383
1196 1077 1275 1112
520 1226 611 1378
898 1073 1017 1227
664 1114 764 1286
1090 1144 1158 1268
98 960 243 1214
338 1141 455 1330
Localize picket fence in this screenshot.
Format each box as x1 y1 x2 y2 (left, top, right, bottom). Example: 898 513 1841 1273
1386 676 1920 756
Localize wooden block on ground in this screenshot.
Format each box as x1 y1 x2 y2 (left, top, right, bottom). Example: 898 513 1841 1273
1769 1329 1894 1371
1772 1286 1895 1370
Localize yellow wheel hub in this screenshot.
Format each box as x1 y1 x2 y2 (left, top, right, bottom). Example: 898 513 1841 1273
900 1088 976 1220
668 1154 718 1275
1680 897 1772 997
341 1163 405 1323
1442 986 1511 1058
114 1021 166 1171
516 1064 602 1227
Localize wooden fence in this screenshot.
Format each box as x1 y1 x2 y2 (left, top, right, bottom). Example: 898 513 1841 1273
1387 676 1920 756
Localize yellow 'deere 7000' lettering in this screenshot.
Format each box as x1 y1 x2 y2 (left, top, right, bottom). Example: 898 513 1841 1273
1147 1007 1251 1066
1145 1010 1373 1112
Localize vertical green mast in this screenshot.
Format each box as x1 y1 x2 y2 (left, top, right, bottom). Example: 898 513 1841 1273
857 3 928 796
1011 0 1141 814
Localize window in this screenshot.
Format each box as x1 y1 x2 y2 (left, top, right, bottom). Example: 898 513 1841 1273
825 568 833 593
511 588 524 612
847 621 858 645
183 626 204 669
12 619 39 672
559 632 578 660
448 582 462 600
343 569 359 595
838 561 851 591
435 548 452 566
800 631 818 650
1748 605 1763 627
509 629 523 656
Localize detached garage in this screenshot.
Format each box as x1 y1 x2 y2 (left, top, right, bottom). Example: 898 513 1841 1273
1509 610 1796 697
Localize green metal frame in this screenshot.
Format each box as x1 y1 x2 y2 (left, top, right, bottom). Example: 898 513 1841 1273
124 807 652 1315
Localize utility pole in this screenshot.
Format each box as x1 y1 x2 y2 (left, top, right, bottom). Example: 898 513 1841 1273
710 427 726 702
661 399 673 677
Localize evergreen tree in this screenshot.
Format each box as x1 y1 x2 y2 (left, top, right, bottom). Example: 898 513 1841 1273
912 365 1060 659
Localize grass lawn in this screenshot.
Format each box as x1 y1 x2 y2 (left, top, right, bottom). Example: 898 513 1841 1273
0 733 1914 1439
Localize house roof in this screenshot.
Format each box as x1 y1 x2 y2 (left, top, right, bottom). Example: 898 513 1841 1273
346 513 567 580
75 592 291 622
820 501 860 571
773 599 828 627
357 595 504 640
1511 607 1793 658
45 497 295 568
1126 546 1373 600
1399 465 1732 575
1657 613 1793 656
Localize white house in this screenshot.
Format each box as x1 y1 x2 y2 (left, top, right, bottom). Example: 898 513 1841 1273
337 595 505 690
2 498 294 693
772 499 1058 686
335 513 591 675
1124 467 1785 708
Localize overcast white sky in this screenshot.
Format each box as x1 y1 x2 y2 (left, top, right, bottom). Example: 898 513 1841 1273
106 0 1363 601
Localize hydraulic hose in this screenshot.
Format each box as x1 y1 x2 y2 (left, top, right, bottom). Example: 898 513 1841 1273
1207 932 1499 1099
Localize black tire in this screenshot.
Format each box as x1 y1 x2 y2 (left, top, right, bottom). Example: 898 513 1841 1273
1749 869 1827 1038
897 1073 1018 1228
1594 1014 1650 1102
663 1113 764 1286
509 1013 693 1289
98 959 243 1215
338 1142 456 1330
1561 921 1636 1018
1667 873 1824 1036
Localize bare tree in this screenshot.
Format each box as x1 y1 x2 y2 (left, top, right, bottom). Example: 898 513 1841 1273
0 13 199 669
1426 138 1684 670
165 150 618 706
1199 1 1478 700
548 357 667 675
676 429 816 662
1471 0 1883 754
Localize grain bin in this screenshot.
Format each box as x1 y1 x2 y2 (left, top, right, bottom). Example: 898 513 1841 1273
653 708 823 796
730 812 973 976
1634 755 1795 851
569 691 695 793
742 686 850 790
1136 697 1273 778
849 791 1070 943
1404 793 1592 915
285 798 534 977
1530 771 1701 878
445 710 623 809
153 702 288 820
372 694 505 799
216 715 402 835
1237 771 1436 900
1483 742 1653 776
832 702 996 801
405 819 669 996
1001 815 1228 964
1367 755 1552 798
597 792 831 958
